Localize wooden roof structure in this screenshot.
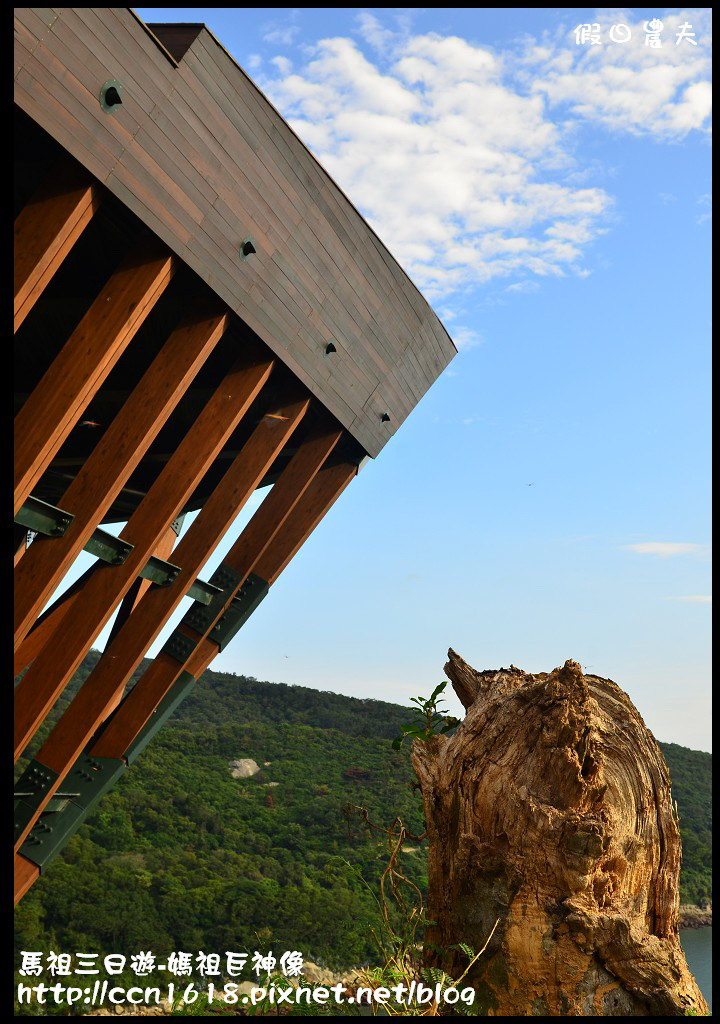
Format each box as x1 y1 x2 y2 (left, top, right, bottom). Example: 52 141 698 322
13 8 456 904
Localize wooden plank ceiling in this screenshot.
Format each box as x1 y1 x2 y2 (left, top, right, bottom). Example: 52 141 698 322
14 7 456 459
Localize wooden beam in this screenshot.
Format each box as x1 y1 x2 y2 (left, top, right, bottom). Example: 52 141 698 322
14 159 100 331
14 854 39 906
92 424 343 757
252 459 359 584
13 512 174 676
101 523 181 720
189 458 358 677
14 594 76 680
14 530 28 567
214 426 345 590
13 355 274 765
14 392 310 850
14 562 100 679
14 242 174 515
106 523 180 648
14 306 228 648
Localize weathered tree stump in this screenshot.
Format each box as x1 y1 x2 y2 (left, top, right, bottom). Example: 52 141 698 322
412 651 708 1016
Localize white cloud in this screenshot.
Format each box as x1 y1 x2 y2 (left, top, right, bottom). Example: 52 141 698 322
666 595 712 602
526 11 712 140
697 192 712 224
625 542 704 556
263 26 300 45
451 326 483 351
271 56 292 76
259 35 611 301
261 12 302 47
255 10 710 303
505 280 540 294
355 12 396 54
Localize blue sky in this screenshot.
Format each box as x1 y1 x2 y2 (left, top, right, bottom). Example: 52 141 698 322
72 8 711 748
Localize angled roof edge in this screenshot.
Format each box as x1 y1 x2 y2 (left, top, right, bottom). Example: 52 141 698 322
145 16 457 358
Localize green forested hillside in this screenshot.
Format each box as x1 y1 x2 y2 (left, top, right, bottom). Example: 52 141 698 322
15 657 711 981
15 660 428 973
659 741 712 904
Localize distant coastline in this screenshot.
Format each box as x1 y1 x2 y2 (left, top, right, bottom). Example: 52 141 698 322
680 904 713 929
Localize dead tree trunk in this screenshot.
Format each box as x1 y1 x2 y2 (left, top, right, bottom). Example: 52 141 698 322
412 651 708 1016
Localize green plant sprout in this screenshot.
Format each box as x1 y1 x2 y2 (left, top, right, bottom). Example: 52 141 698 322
392 682 459 750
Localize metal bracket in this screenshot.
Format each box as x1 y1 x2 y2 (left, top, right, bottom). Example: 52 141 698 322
124 671 196 765
141 554 181 587
16 669 195 870
18 756 125 872
182 562 245 634
136 557 222 604
15 791 81 814
182 599 217 637
15 499 221 605
84 527 134 565
161 630 198 664
13 761 61 843
170 514 186 536
15 499 133 563
210 562 246 593
44 793 81 813
63 755 127 811
209 573 269 652
187 577 223 606
20 800 87 870
15 501 134 564
14 496 74 537
174 570 268 654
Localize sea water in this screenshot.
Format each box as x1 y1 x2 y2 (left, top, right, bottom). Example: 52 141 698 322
681 927 712 1011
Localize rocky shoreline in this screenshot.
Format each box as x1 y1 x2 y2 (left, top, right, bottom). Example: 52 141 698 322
679 904 712 928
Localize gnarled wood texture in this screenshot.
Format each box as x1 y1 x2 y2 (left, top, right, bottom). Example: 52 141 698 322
412 651 707 1016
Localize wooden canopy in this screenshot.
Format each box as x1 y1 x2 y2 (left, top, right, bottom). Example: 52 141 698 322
13 7 456 904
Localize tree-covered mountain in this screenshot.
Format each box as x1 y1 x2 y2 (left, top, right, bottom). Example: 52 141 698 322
15 657 712 979
658 741 712 904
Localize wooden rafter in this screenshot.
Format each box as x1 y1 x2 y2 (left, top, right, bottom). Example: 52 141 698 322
14 305 228 648
14 393 309 851
12 4 458 910
92 425 345 758
252 460 359 585
187 456 352 685
101 523 182 720
14 518 180 681
13 355 274 764
14 242 174 515
14 158 100 332
14 453 358 903
14 562 100 679
14 855 39 906
105 522 180 648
